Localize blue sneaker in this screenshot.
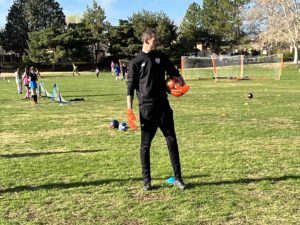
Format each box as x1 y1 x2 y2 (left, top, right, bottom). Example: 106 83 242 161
166 176 176 184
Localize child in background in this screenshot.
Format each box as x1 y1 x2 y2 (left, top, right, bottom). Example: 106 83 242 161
29 66 40 104
15 68 22 94
121 63 127 80
22 67 30 99
115 63 120 80
111 61 115 76
96 67 100 78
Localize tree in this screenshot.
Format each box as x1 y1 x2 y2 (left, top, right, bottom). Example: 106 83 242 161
24 24 94 69
23 28 66 70
245 0 300 63
129 10 178 56
82 0 110 65
108 20 140 58
59 23 94 62
202 0 249 52
23 0 65 31
0 0 28 57
0 0 65 58
179 2 204 55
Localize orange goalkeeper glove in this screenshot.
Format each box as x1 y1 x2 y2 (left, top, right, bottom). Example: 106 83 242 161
127 108 137 129
170 88 183 97
169 84 190 97
177 84 190 94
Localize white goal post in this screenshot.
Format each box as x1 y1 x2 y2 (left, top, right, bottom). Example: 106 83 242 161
181 54 283 81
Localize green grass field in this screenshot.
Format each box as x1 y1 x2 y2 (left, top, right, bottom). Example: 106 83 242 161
0 65 299 225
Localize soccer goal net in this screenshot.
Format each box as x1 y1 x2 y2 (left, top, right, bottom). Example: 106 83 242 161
211 55 244 81
181 54 283 81
181 56 214 80
243 54 283 80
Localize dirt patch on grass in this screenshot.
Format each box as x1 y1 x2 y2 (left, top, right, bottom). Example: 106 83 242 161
132 191 172 202
122 218 145 225
245 118 298 129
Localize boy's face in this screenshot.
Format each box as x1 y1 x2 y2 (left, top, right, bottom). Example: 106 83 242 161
147 33 160 50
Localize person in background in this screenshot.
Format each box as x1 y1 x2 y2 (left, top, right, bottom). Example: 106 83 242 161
121 63 127 80
96 67 100 78
22 66 30 99
72 63 80 76
15 68 22 94
111 61 115 76
115 63 121 80
29 66 40 104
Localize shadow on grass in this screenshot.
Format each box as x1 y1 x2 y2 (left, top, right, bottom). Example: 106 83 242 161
187 175 300 189
0 175 298 194
63 93 123 98
0 178 142 194
0 149 106 158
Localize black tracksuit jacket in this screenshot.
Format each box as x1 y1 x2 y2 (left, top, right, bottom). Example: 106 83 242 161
127 50 180 108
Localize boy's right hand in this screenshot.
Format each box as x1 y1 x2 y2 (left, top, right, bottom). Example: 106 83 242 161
127 108 137 129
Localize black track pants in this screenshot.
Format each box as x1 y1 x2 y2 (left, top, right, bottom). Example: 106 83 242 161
139 105 182 182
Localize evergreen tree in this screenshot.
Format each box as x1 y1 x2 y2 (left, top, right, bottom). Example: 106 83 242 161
24 24 94 69
23 28 65 70
129 10 178 56
82 0 109 64
24 0 65 31
179 2 205 56
108 20 140 58
202 0 249 52
59 23 94 62
1 0 65 58
0 0 28 57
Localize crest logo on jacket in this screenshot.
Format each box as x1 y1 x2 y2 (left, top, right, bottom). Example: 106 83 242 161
155 57 161 64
